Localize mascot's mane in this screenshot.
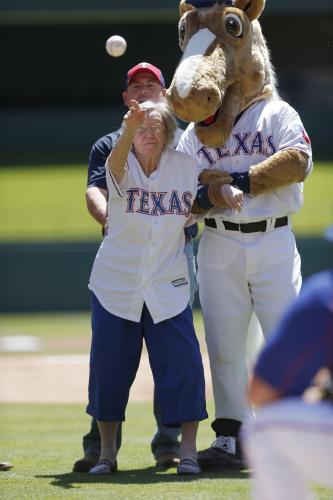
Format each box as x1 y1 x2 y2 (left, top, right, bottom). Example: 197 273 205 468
167 0 279 147
248 20 278 106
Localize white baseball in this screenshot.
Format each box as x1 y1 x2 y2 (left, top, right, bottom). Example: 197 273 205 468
105 35 127 57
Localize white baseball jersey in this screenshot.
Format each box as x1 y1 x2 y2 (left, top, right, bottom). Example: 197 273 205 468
177 97 313 222
89 148 200 324
243 399 333 500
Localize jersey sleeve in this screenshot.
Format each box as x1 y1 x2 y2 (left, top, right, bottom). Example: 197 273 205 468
105 163 128 199
274 103 313 175
176 123 197 157
105 149 136 199
172 126 185 148
87 133 118 188
254 271 333 396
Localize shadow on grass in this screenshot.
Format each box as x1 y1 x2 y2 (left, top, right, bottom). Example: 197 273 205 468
36 467 249 489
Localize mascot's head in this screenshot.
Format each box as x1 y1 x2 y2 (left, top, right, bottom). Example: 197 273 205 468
167 0 277 147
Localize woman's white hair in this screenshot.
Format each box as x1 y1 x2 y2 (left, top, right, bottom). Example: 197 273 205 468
139 98 177 148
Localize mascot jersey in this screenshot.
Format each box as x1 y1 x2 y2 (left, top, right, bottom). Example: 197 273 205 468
89 148 199 324
177 97 313 222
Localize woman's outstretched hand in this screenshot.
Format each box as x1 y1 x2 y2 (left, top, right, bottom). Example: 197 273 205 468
124 100 146 132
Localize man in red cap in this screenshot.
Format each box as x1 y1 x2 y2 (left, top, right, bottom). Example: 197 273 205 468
73 62 199 472
125 62 165 88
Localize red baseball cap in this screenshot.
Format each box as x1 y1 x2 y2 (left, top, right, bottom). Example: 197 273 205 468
126 62 165 88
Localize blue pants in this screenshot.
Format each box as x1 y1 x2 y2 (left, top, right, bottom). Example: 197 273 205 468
83 240 198 458
87 293 207 426
150 239 198 456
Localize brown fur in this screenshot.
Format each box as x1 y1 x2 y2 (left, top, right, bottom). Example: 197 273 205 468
234 0 265 22
179 0 194 17
199 169 232 185
249 149 308 196
208 178 234 208
195 84 242 148
172 1 309 212
167 2 276 148
191 175 233 214
196 149 308 208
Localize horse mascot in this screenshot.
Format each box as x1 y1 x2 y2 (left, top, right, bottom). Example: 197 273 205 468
167 0 312 470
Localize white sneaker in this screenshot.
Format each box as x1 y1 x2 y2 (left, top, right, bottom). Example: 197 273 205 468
211 436 237 454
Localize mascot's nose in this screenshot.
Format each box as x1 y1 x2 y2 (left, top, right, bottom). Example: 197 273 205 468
167 84 221 123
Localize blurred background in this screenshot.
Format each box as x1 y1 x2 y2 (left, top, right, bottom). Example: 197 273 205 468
0 0 332 315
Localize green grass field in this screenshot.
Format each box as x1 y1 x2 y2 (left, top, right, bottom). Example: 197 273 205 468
1 312 333 498
1 401 332 500
0 310 206 355
0 162 332 241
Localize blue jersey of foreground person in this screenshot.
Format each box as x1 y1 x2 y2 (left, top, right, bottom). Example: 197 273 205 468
254 270 333 393
243 268 333 500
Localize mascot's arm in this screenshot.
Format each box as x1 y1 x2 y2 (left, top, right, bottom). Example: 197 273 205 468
191 171 233 213
248 149 308 195
191 199 211 214
192 149 308 212
231 149 309 195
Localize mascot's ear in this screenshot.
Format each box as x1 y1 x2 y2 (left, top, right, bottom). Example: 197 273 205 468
234 0 265 21
179 0 195 17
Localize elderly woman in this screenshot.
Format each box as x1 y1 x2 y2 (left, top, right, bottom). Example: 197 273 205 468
86 98 244 476
87 98 244 475
86 98 211 476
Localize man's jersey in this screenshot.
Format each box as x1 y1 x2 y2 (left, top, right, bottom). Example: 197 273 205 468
177 98 313 222
87 129 121 189
89 148 200 324
254 270 333 397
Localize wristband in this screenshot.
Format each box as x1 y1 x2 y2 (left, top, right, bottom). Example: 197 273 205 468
195 186 214 210
230 171 250 193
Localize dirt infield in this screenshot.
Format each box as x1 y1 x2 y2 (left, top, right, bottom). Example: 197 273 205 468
0 351 213 403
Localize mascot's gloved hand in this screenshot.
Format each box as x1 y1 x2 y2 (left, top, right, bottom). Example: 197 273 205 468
207 178 235 208
192 175 235 213
199 168 232 186
192 169 235 213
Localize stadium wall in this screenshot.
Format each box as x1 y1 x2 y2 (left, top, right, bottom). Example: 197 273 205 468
0 239 332 312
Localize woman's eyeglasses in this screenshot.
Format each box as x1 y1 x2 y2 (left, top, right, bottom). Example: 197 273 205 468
137 125 165 136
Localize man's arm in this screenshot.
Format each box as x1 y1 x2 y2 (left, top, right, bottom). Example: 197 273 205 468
86 186 108 226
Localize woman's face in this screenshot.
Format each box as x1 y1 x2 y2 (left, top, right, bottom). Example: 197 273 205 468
133 111 167 158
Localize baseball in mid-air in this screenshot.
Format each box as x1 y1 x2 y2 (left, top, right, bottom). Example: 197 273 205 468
105 35 127 57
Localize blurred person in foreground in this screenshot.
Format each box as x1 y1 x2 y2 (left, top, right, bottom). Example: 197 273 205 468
73 62 199 472
86 98 214 475
242 225 333 499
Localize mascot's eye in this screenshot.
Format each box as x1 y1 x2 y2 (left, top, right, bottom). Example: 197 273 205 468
225 13 243 38
179 22 186 45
